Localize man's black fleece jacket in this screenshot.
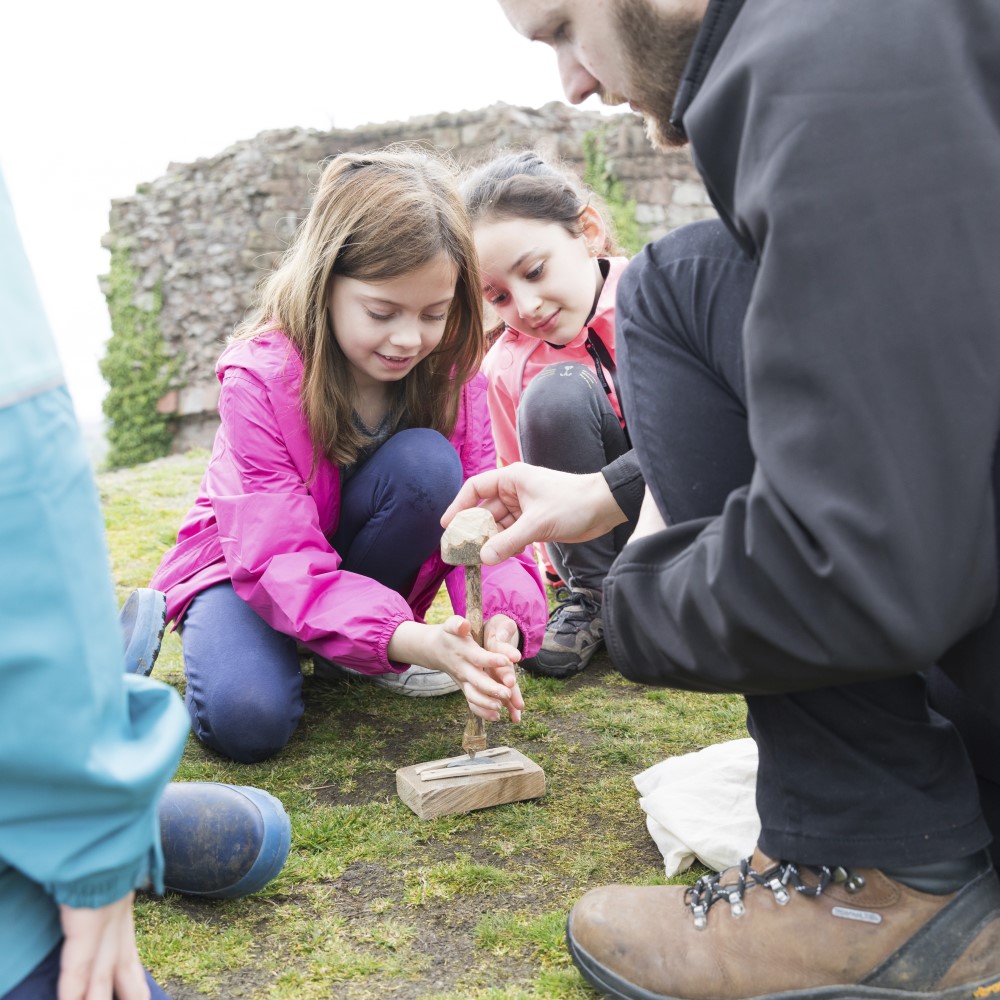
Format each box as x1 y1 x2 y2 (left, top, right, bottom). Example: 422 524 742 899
605 0 1000 709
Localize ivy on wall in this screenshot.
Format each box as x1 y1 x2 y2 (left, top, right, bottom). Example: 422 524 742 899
582 129 645 256
99 247 178 468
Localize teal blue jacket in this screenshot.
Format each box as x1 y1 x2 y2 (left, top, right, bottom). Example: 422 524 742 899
0 165 189 994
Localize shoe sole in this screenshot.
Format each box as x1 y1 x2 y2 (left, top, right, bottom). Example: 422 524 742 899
523 640 605 679
566 868 1000 1000
522 660 590 679
372 675 461 697
380 684 461 697
120 588 167 676
314 659 459 697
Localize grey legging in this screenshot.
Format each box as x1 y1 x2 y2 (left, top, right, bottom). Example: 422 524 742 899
517 361 633 592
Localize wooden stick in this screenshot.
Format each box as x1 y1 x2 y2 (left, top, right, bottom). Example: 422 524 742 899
439 508 497 757
419 761 527 782
462 561 488 755
413 746 511 775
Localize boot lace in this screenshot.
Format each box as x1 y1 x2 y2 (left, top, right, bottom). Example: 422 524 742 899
547 587 602 637
684 856 861 930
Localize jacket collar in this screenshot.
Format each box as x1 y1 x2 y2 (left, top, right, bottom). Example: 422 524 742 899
670 0 747 140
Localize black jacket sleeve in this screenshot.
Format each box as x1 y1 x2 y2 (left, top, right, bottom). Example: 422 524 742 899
602 449 644 524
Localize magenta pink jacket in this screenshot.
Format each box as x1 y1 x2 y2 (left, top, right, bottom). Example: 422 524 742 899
150 331 547 673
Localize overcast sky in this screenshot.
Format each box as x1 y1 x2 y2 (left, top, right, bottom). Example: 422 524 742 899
1 1 589 423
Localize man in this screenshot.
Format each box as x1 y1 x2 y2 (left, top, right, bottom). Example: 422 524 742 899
444 1 1000 997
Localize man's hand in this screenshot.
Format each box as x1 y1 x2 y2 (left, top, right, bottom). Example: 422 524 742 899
58 893 150 1000
442 463 627 565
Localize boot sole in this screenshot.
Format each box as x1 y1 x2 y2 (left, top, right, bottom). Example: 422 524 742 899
208 786 292 899
522 640 605 679
566 867 1000 1000
568 929 1000 1000
120 588 167 676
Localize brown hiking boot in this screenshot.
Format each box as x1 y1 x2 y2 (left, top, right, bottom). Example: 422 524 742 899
566 848 1000 999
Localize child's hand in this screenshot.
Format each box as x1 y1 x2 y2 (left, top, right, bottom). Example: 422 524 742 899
484 614 524 724
484 613 522 664
389 618 523 722
437 615 524 722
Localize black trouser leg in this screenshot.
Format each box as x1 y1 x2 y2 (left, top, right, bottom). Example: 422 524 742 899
614 220 994 867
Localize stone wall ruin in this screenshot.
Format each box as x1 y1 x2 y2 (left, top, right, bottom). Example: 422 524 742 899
101 101 715 451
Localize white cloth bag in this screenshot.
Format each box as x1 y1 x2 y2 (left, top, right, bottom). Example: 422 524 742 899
634 738 761 876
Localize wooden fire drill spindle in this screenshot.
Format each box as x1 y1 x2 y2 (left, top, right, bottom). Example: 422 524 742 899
397 505 545 819
439 507 498 756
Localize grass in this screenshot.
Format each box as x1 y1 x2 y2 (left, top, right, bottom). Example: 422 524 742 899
99 450 749 999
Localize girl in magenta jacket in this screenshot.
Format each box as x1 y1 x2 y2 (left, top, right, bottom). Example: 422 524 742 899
461 151 635 679
151 150 547 763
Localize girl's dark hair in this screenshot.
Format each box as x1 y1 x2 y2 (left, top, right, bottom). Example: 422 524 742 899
234 146 483 468
460 150 619 256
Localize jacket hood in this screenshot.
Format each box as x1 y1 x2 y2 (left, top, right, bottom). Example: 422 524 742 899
216 329 303 385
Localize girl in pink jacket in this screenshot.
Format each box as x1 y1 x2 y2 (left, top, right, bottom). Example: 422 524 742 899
462 152 636 679
151 150 547 763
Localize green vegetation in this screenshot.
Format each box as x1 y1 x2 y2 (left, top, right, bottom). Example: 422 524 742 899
99 247 178 468
582 129 645 256
100 451 748 998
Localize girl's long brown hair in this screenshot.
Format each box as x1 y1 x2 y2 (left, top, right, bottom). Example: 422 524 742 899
235 147 484 466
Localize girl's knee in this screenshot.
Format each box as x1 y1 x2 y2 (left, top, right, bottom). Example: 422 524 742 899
186 686 301 764
385 428 462 508
520 363 599 424
390 428 461 473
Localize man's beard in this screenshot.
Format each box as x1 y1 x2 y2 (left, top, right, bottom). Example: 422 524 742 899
610 0 703 149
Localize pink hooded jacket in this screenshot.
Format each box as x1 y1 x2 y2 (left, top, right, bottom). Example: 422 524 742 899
481 257 629 468
150 331 547 673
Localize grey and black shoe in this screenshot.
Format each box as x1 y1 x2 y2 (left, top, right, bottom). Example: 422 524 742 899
524 586 604 678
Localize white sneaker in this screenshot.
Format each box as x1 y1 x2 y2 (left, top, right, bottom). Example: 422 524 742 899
313 658 460 697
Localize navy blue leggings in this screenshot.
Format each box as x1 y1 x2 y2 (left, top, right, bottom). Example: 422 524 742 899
1 943 169 1000
180 429 462 763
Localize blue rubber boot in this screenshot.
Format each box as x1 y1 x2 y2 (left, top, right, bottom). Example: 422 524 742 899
119 587 167 676
158 782 292 899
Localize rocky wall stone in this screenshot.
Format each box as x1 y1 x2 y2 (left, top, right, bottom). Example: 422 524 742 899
102 101 715 451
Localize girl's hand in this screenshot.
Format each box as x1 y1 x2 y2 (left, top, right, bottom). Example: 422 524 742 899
483 613 522 664
389 618 524 722
484 614 524 724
